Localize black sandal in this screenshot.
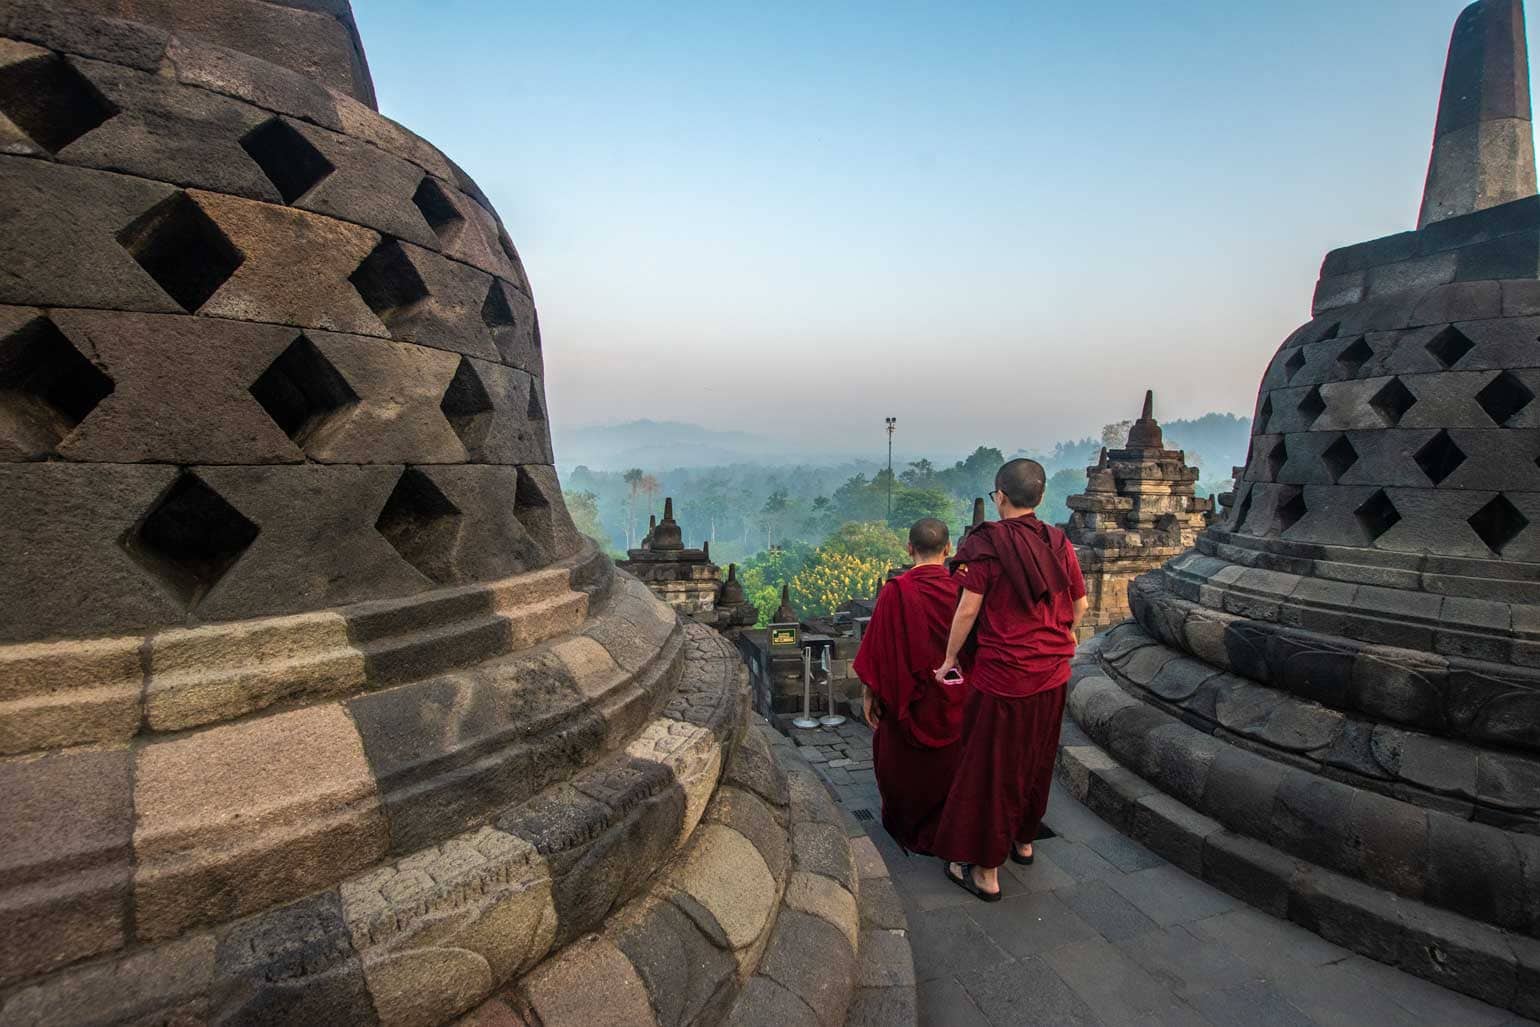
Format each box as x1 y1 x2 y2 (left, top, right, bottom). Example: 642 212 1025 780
945 862 1002 902
1010 846 1034 866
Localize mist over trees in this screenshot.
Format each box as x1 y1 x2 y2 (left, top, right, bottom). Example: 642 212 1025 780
561 411 1249 621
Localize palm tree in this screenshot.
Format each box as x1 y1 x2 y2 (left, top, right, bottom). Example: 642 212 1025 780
622 468 644 548
640 474 661 520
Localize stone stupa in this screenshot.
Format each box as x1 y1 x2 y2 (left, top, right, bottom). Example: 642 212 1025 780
1064 391 1213 640
1063 0 1540 1016
0 3 884 1024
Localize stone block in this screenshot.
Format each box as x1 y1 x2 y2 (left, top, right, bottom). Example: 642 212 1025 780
1269 772 1357 874
351 239 501 360
726 976 820 1027
0 463 183 644
1364 250 1459 298
1202 831 1298 918
349 664 603 854
1201 745 1286 840
1128 791 1220 875
0 746 133 986
785 871 859 951
283 117 441 246
187 464 438 622
791 819 857 894
0 0 171 71
189 189 386 329
342 830 555 1027
666 824 776 953
519 936 657 1027
299 330 466 464
146 609 365 731
166 32 342 131
50 310 304 464
1345 789 1428 899
133 703 391 940
0 634 143 755
0 933 214 1026
1424 814 1526 930
759 908 855 1027
210 889 375 1026
0 156 180 311
59 52 282 193
612 896 735 1027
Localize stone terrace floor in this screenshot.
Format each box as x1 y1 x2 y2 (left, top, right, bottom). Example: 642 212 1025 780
787 720 1536 1027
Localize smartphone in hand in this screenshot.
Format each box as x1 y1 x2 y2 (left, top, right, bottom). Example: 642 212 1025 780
939 667 965 686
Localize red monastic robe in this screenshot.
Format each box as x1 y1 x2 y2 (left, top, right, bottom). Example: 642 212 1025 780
852 562 964 853
930 516 1085 868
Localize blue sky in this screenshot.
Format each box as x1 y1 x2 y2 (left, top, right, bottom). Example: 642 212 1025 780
355 1 1534 459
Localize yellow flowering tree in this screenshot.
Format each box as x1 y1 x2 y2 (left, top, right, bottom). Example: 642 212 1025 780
789 551 889 619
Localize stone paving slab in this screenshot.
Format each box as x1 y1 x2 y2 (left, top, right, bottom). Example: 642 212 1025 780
779 717 1538 1027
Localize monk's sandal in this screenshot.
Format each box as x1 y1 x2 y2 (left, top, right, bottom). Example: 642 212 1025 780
946 862 1002 902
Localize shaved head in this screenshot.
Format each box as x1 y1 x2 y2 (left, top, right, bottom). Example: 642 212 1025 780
908 517 949 557
995 459 1046 510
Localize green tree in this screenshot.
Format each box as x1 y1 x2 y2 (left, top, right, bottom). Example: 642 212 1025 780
568 490 603 541
820 521 907 568
888 486 955 533
789 552 889 619
1038 467 1084 526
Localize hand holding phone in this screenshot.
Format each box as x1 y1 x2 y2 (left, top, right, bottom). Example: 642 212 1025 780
936 666 964 686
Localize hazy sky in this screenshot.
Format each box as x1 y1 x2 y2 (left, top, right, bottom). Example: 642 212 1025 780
355 1 1536 460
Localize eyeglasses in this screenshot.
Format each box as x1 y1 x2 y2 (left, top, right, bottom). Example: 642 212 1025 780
988 489 1003 501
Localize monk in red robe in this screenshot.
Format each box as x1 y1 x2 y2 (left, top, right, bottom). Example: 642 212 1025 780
853 518 965 854
931 459 1087 901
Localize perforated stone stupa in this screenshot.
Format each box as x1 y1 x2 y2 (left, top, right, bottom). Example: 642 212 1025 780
1062 0 1540 1016
1064 391 1212 640
0 3 885 1024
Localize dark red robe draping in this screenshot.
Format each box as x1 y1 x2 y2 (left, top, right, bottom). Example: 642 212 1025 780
852 563 964 853
931 516 1085 868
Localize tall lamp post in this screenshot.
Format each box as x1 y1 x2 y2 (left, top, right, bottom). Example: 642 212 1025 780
885 417 896 520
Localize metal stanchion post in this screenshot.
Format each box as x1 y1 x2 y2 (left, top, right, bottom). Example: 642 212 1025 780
818 646 845 727
792 645 818 728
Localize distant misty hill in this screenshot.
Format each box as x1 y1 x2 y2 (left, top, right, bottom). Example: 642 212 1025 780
554 413 1251 476
552 420 837 471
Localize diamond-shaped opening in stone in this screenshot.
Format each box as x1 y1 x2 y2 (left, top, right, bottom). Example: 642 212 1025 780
350 239 429 331
1368 377 1416 427
117 193 243 313
1274 486 1307 534
1355 489 1401 545
1337 336 1373 375
1266 436 1288 481
527 383 546 421
1469 493 1528 555
0 317 114 457
481 280 516 329
1425 325 1475 369
412 177 465 244
1283 350 1306 381
121 473 259 607
1475 370 1535 426
1257 396 1273 434
375 467 462 584
1321 433 1358 484
248 335 358 448
0 51 116 154
1298 385 1326 426
440 356 494 450
239 117 334 204
1413 429 1467 486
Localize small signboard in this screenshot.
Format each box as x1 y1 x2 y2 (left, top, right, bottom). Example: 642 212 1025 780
768 623 801 648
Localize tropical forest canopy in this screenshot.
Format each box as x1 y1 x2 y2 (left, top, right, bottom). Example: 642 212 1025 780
560 412 1248 625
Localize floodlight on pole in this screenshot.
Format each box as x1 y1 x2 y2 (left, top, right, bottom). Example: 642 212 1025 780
885 417 896 520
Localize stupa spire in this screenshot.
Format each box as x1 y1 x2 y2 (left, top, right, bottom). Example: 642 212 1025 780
1419 0 1536 226
1125 389 1165 450
652 496 683 550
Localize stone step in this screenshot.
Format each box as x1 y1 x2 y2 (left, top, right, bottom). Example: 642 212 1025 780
1056 723 1540 1020
0 623 746 1025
